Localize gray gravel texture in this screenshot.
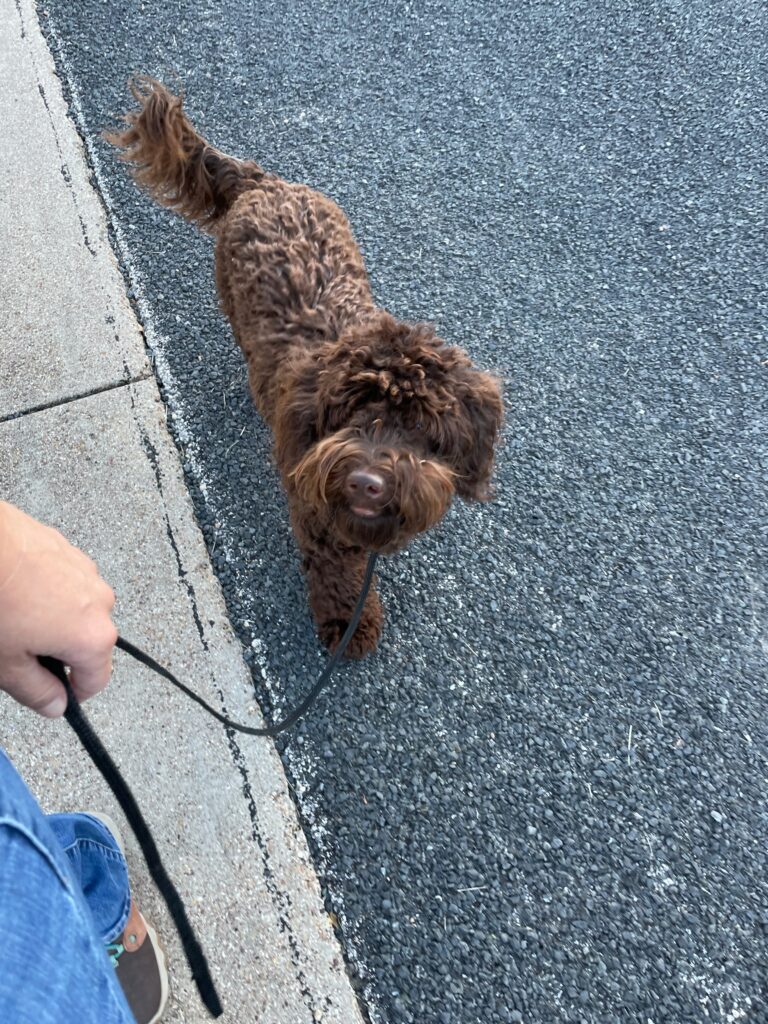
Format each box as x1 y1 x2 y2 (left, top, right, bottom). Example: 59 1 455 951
39 1 767 1022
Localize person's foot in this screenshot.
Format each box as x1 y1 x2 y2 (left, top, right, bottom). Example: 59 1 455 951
89 813 170 1024
107 901 169 1024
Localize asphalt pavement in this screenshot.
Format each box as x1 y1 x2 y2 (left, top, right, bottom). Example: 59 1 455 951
37 1 767 1022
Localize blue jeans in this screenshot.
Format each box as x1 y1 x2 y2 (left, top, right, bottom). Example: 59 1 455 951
0 748 136 1022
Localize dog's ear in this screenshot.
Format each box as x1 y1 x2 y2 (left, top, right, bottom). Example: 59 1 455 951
312 334 390 431
447 366 504 501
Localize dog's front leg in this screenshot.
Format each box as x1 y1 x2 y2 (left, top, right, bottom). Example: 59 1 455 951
301 538 383 659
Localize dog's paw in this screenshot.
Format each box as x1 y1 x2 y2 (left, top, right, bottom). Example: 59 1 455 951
318 611 382 659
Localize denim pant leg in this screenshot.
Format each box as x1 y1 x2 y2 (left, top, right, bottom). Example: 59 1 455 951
0 747 136 1024
46 811 131 945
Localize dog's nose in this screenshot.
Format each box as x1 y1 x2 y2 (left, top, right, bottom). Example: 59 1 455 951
345 469 386 504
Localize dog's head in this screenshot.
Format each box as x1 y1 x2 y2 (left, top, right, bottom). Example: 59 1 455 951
275 313 503 552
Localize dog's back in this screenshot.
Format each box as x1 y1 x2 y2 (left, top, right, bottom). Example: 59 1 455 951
214 183 375 418
108 78 377 421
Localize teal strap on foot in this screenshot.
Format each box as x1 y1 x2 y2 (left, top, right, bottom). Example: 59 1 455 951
107 942 125 967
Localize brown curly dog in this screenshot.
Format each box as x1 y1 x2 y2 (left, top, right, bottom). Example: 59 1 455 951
108 78 503 658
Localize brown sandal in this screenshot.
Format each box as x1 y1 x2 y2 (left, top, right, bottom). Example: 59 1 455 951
90 812 170 1024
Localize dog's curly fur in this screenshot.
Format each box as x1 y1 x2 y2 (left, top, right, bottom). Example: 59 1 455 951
108 78 503 657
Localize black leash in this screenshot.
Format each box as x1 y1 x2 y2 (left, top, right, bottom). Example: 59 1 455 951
41 551 377 1018
41 654 224 1017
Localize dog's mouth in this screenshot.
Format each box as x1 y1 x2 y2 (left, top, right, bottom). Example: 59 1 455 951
350 504 383 520
338 506 403 551
347 506 399 528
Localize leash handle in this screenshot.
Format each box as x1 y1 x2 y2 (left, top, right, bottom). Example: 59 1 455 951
40 656 223 1018
116 550 379 738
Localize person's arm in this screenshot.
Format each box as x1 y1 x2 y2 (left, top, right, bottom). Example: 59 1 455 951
0 501 117 717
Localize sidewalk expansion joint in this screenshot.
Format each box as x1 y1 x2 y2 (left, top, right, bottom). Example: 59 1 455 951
0 373 153 424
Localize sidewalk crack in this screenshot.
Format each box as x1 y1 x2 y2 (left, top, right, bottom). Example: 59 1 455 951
0 374 153 424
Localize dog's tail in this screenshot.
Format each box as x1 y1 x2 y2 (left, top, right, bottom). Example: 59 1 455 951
105 77 265 230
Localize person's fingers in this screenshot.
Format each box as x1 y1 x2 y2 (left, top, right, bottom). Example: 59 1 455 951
98 579 117 612
2 657 68 717
65 616 118 701
68 655 113 702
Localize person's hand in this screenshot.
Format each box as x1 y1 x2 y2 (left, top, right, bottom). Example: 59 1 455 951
0 502 117 717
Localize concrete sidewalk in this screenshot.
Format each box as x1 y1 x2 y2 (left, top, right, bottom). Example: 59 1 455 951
0 2 363 1022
